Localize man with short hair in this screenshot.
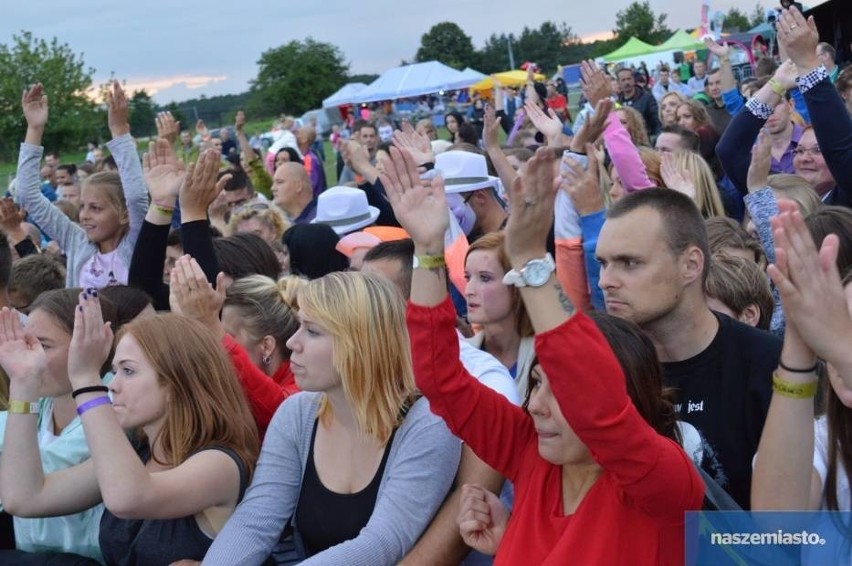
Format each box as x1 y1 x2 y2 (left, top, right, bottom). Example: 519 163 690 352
55 164 76 187
654 125 701 154
688 60 708 93
39 165 58 202
220 169 255 210
271 162 316 224
817 42 839 83
651 65 673 101
339 122 378 185
616 67 660 136
219 128 236 157
595 188 781 509
701 70 732 135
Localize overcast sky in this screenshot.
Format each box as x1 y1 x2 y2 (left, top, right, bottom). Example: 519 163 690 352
4 0 773 103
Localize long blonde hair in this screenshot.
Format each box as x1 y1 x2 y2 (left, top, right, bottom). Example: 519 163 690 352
298 272 416 444
117 314 259 476
224 275 302 360
669 151 725 218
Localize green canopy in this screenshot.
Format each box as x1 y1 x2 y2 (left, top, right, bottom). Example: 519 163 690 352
654 30 706 53
602 37 658 62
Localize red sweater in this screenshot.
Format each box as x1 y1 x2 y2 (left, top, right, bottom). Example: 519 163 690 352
222 334 299 436
407 298 704 565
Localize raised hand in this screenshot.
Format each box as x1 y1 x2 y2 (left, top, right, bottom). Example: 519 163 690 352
747 129 773 191
482 103 503 150
660 153 696 199
391 121 434 166
68 290 114 387
169 256 226 336
0 198 27 238
457 484 508 556
703 37 731 59
776 7 820 72
379 146 448 252
580 60 612 108
155 111 181 145
143 138 186 205
570 98 613 153
0 307 45 399
767 204 852 365
195 119 210 139
21 84 49 131
107 80 131 138
505 147 558 259
234 110 246 132
561 143 604 215
180 149 230 222
524 99 563 145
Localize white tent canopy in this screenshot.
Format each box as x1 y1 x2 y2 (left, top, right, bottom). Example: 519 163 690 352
322 82 368 108
444 67 487 91
352 61 468 104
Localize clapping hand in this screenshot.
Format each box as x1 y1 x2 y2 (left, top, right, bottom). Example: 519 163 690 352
21 84 49 131
0 307 45 400
143 138 186 206
504 147 558 259
776 6 820 72
379 147 447 252
747 129 773 192
660 153 696 199
570 98 613 153
391 121 434 166
67 290 113 388
180 149 230 222
524 100 563 146
156 111 181 145
107 80 130 138
482 103 503 150
580 60 611 108
457 484 508 557
169 256 227 337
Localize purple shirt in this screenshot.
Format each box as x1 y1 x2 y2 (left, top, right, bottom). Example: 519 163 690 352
770 123 803 175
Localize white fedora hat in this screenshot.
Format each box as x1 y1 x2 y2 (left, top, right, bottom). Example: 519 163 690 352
312 186 380 235
436 151 499 194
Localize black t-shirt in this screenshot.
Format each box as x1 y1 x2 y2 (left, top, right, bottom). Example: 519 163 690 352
663 312 781 510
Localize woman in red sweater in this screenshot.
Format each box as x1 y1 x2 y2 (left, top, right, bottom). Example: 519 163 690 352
380 146 704 565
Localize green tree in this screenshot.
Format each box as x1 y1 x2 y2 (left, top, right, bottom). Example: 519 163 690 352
249 38 348 117
723 7 751 32
749 3 768 29
0 31 99 160
128 90 156 138
515 21 577 74
347 73 380 85
415 22 476 70
613 1 671 44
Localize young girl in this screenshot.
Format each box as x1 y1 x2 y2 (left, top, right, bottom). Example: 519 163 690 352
0 292 259 565
204 272 460 564
17 82 147 288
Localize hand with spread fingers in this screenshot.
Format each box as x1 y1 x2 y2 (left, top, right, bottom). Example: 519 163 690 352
775 6 820 73
457 484 508 557
67 289 114 387
524 100 563 146
570 98 613 153
660 153 696 200
0 198 27 241
156 111 181 145
561 144 604 215
180 149 230 222
767 202 852 368
0 307 45 400
379 146 447 253
107 80 131 138
482 103 503 151
391 121 434 166
580 59 612 109
747 129 773 192
22 83 49 132
143 138 186 206
505 147 557 260
168 255 227 338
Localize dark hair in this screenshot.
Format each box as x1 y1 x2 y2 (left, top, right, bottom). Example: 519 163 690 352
755 59 779 80
220 169 250 193
0 231 10 289
8 255 65 310
282 224 348 280
837 67 852 98
524 311 680 445
98 285 154 327
167 228 182 248
56 164 77 178
362 239 415 298
825 272 852 513
817 42 837 60
705 217 765 265
30 288 122 376
607 188 711 283
660 125 700 153
456 123 479 146
274 147 303 166
805 206 852 279
213 233 281 280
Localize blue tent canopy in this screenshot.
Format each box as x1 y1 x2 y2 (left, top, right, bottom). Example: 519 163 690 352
352 61 468 104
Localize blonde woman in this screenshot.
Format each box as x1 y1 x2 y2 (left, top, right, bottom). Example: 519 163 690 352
661 151 726 218
0 292 259 564
615 106 651 147
227 203 290 244
659 92 687 127
204 272 460 564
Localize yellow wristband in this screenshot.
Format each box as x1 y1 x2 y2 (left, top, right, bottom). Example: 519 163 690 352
8 400 40 414
768 78 787 97
413 254 446 270
153 205 175 217
772 372 818 399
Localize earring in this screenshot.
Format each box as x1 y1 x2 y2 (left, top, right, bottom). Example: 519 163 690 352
262 354 272 366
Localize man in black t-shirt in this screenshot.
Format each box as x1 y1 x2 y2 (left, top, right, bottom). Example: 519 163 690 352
595 189 781 509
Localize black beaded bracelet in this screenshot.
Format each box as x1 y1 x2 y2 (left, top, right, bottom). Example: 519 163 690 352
778 360 819 374
71 385 109 399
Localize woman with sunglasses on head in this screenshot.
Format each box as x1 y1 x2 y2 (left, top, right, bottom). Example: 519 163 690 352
0 291 258 565
383 146 703 565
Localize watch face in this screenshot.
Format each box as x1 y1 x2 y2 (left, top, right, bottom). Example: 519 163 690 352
523 260 552 287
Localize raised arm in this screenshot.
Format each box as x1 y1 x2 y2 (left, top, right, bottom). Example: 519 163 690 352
483 103 518 195
705 39 739 111
235 111 273 199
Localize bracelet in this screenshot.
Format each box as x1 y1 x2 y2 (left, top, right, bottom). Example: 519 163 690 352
76 396 112 416
767 78 787 97
772 372 818 399
71 385 109 399
153 205 175 217
413 254 446 270
8 400 40 415
778 360 819 373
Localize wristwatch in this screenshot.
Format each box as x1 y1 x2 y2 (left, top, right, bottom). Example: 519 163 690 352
502 253 555 288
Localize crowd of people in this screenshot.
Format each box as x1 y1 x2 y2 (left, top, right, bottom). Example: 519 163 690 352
0 5 850 565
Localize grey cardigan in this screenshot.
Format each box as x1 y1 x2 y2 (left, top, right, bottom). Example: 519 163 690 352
203 392 461 565
16 136 148 288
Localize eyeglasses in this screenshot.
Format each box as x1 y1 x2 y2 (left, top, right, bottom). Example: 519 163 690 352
792 146 822 158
